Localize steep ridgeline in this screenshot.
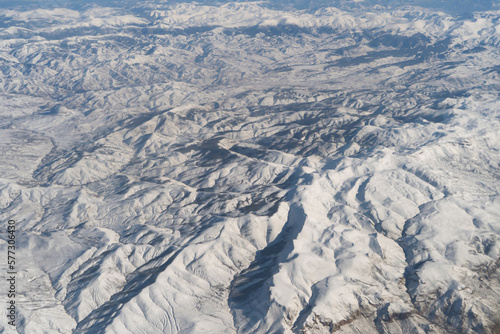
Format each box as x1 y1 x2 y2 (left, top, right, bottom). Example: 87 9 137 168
0 1 499 333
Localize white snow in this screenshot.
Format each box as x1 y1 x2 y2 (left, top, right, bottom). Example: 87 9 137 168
0 1 499 333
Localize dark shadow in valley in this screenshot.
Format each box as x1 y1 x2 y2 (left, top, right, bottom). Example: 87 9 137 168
229 203 306 333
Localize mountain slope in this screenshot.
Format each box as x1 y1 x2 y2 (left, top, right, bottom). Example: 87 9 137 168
0 1 499 333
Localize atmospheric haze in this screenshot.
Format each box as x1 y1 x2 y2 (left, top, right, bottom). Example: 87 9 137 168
0 0 499 333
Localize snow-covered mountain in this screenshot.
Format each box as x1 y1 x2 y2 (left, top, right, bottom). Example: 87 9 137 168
0 0 499 333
